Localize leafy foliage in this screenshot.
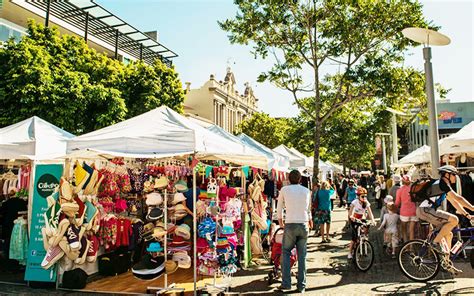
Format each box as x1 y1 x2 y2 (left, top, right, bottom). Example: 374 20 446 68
234 112 293 149
0 20 184 134
220 0 434 177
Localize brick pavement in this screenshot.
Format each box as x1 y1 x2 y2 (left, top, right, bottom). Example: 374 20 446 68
228 201 474 295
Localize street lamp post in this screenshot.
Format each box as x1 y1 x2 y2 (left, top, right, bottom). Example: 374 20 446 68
402 28 450 178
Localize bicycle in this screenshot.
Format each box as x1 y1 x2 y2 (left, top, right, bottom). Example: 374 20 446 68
350 219 375 272
398 220 474 282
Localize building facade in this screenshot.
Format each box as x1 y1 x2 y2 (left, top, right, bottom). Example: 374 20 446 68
407 101 474 152
0 0 176 66
184 68 259 133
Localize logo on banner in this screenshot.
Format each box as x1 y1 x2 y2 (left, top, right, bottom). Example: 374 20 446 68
37 174 59 198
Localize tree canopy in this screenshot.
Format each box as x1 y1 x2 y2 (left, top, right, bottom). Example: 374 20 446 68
0 20 184 134
235 112 293 149
220 0 434 178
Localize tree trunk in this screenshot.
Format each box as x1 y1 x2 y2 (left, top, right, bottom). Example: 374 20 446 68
313 119 321 183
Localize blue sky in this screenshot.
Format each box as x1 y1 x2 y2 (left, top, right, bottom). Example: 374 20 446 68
97 0 473 118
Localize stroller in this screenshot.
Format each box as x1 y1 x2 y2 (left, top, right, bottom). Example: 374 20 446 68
266 227 297 285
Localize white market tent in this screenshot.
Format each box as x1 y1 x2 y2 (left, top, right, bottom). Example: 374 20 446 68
206 125 269 169
67 106 267 167
0 116 74 160
397 145 431 166
237 133 290 171
273 145 306 168
440 120 474 156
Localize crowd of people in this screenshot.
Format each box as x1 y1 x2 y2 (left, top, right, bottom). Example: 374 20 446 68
274 165 474 292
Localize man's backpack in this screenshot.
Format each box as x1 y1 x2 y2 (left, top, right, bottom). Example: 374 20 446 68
409 178 437 203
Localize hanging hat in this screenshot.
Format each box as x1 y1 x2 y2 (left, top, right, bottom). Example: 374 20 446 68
142 223 156 242
173 204 188 220
147 207 163 221
173 192 187 205
146 192 163 206
152 226 167 239
147 242 163 252
174 180 188 192
175 224 191 240
168 236 191 247
154 176 169 189
166 260 178 274
172 251 191 269
197 238 209 253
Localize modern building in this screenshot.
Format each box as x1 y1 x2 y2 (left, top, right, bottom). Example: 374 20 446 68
407 101 474 153
184 67 259 133
0 0 177 66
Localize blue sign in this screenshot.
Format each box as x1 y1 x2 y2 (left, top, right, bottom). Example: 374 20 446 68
24 164 63 282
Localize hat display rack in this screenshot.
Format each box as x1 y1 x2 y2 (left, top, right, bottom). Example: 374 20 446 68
146 187 184 295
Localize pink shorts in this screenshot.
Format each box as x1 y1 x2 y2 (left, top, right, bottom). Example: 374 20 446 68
400 215 419 222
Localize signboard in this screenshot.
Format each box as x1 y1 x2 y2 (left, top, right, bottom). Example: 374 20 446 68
24 164 63 282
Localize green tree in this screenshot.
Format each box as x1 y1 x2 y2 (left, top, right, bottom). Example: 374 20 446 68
0 20 126 134
0 20 185 134
235 112 293 149
220 0 432 179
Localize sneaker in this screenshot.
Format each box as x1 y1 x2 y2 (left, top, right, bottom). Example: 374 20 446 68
86 235 99 263
132 254 165 280
41 245 65 270
75 236 90 265
66 224 80 250
277 285 291 291
442 261 462 274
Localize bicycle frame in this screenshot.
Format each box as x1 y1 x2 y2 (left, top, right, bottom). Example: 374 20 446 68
421 226 474 261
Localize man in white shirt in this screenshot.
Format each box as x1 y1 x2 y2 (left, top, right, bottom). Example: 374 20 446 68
277 170 312 293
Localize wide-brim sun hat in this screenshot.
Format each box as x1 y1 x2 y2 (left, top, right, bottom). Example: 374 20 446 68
392 174 402 183
146 192 163 206
172 193 186 205
175 224 191 240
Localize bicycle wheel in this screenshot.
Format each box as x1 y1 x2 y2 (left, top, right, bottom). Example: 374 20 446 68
354 240 374 272
398 239 440 282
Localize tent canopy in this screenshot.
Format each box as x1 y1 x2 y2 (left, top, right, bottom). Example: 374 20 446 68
67 106 266 166
440 120 474 155
206 125 268 169
0 116 74 160
273 145 306 168
237 134 290 171
398 145 431 165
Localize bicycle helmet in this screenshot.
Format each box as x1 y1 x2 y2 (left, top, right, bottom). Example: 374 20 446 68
438 165 458 175
356 187 367 196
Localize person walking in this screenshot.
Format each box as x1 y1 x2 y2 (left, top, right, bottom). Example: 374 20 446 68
277 170 312 293
314 181 333 243
378 202 400 258
336 174 348 207
395 175 418 243
389 174 401 199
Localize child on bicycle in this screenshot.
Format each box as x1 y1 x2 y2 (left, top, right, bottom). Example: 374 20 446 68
416 165 474 273
348 187 376 259
378 202 399 258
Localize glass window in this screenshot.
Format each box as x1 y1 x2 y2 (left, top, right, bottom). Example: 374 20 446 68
0 24 10 42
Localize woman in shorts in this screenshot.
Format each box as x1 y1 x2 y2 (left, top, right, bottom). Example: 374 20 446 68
395 175 418 243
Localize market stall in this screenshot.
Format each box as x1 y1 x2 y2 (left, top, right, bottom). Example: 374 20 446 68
0 116 74 284
33 106 270 295
237 133 290 171
273 145 306 168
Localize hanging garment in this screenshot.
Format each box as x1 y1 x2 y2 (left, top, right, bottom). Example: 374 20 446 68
9 217 29 265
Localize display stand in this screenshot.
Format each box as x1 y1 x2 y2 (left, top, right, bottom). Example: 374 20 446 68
145 188 184 296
